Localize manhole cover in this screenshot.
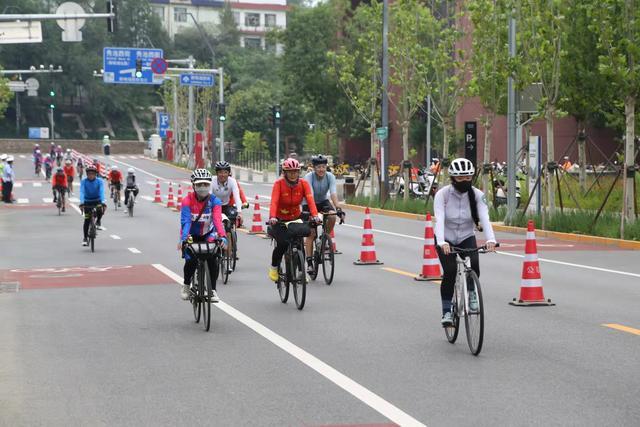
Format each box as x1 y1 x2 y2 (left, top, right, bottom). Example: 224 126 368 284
0 282 20 293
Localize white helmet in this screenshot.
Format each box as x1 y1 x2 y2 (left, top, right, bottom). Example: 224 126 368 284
1 154 7 160
448 158 475 177
128 168 135 174
111 165 118 171
191 168 212 184
6 155 14 162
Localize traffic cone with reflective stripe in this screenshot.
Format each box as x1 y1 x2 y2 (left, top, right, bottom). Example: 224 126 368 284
249 195 265 234
354 207 383 265
510 220 554 306
153 179 162 203
330 228 341 254
175 184 183 211
415 212 442 281
166 182 176 209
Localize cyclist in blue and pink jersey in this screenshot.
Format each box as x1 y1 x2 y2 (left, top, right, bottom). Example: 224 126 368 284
179 168 227 303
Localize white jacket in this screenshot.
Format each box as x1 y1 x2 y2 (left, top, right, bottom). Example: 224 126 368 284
211 176 241 212
434 184 496 246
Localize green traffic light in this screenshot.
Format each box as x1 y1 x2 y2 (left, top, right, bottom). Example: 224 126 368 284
275 112 281 119
220 115 226 122
50 104 55 109
49 90 55 97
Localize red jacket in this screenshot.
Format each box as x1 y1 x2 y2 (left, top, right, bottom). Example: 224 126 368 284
269 178 318 221
108 170 123 183
52 173 68 188
63 164 75 177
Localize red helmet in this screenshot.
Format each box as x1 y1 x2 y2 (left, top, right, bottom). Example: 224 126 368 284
282 158 300 171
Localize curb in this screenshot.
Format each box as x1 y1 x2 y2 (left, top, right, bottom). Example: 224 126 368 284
343 203 640 250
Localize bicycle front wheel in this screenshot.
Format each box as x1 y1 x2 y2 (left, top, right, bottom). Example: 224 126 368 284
444 284 460 344
231 230 238 271
128 197 134 217
192 270 201 324
277 257 289 303
321 233 335 285
220 248 230 285
464 271 484 356
292 249 307 310
202 263 212 332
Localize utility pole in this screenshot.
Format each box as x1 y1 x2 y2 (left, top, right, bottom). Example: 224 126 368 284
219 67 225 162
381 0 390 201
506 14 517 222
187 55 195 168
426 96 431 168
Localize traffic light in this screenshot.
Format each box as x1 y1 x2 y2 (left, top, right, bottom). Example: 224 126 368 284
218 103 226 122
107 1 118 33
271 105 281 128
49 90 55 109
135 58 143 78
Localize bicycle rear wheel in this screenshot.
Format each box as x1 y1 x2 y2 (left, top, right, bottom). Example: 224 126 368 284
201 263 212 332
464 271 484 356
220 248 231 284
128 195 134 217
444 285 460 344
231 230 238 271
277 257 289 303
292 249 307 310
321 233 335 285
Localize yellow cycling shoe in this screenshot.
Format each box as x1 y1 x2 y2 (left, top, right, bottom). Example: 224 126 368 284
268 266 279 282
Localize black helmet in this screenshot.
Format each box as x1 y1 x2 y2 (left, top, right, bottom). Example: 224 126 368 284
214 161 231 172
312 155 328 166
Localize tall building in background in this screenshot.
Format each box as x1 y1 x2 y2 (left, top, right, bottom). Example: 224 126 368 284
149 0 288 52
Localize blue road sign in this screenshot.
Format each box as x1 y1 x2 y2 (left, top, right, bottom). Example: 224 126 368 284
179 73 214 87
103 47 165 85
157 112 170 138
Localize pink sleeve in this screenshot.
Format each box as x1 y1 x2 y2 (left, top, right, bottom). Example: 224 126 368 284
212 203 226 238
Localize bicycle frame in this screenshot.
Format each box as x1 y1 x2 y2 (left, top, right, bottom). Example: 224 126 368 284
454 254 473 318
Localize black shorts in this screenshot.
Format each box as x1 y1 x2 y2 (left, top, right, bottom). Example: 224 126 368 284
303 199 333 214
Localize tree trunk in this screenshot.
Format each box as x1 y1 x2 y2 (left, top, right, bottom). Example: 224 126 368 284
545 106 556 215
482 118 493 194
370 122 377 201
624 96 636 221
442 116 450 160
402 120 410 202
578 125 587 193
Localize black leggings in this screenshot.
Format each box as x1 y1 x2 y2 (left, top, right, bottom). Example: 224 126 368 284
82 204 104 238
436 236 480 303
268 221 309 267
183 256 218 290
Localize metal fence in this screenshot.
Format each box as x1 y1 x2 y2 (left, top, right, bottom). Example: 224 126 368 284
224 148 271 171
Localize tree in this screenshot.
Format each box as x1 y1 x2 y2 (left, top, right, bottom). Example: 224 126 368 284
0 69 13 119
468 0 510 193
387 0 435 200
592 0 640 223
517 0 568 215
329 0 383 197
241 130 269 153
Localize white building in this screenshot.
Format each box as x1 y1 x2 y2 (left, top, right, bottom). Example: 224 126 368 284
150 0 287 52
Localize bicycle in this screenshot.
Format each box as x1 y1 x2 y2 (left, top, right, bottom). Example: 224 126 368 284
35 162 42 176
309 212 344 285
125 188 135 217
219 211 238 285
443 244 499 356
55 187 65 215
83 205 104 253
269 219 311 310
111 184 121 211
185 239 222 332
66 176 74 196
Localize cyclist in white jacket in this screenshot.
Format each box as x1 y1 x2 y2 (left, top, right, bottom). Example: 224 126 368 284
434 158 497 326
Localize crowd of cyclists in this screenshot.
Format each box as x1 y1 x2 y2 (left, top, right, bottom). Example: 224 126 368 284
24 143 498 326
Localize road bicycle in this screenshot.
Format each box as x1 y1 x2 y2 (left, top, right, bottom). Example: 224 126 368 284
111 184 121 211
443 244 499 356
220 211 238 285
125 188 135 217
186 239 222 332
35 161 42 176
269 219 311 310
54 187 65 215
83 205 104 253
308 212 344 285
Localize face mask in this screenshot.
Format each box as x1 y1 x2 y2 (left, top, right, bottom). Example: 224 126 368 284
452 180 472 193
195 186 210 198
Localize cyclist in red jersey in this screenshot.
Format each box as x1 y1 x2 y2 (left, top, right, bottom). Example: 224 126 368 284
267 158 320 282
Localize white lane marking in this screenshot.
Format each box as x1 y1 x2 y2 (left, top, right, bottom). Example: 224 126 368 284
110 235 121 240
19 155 26 159
146 180 156 186
342 223 422 241
140 195 154 201
14 182 23 188
43 197 53 203
239 181 254 186
497 251 640 279
40 168 46 179
33 182 42 187
69 203 82 215
129 155 138 159
109 158 166 181
151 264 426 427
17 198 29 204
128 247 141 254
69 197 80 203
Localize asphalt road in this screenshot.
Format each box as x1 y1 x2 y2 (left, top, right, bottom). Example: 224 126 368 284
1 153 639 427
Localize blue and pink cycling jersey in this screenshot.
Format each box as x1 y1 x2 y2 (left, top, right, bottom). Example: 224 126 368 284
180 192 226 242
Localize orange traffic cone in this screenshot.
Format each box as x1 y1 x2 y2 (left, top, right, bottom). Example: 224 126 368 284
330 228 341 254
249 195 265 234
354 207 383 265
153 179 162 203
415 212 442 281
166 182 176 209
175 185 183 211
510 220 554 306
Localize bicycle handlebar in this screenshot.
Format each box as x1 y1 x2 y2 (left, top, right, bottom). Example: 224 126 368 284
449 243 500 254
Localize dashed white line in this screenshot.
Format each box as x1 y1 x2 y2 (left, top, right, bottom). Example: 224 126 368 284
42 197 53 203
151 263 426 427
33 182 42 188
128 247 141 254
110 235 121 240
19 155 26 159
140 195 154 201
13 182 23 188
17 198 29 204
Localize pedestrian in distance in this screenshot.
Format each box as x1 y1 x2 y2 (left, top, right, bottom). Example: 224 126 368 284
2 155 16 203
